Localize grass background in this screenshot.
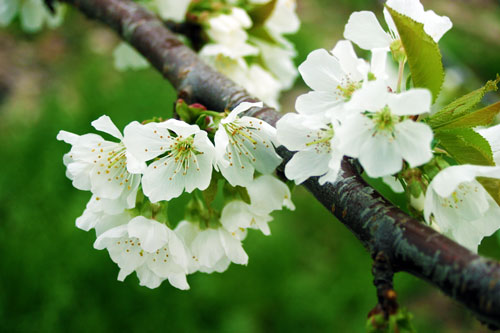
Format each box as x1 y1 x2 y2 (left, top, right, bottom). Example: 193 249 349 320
0 0 499 332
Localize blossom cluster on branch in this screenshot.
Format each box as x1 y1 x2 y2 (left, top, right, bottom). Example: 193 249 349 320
114 0 300 109
57 102 294 289
276 0 500 252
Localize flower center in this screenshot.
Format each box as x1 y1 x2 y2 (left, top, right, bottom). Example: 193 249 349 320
168 135 201 175
305 125 334 154
336 78 362 101
369 106 399 133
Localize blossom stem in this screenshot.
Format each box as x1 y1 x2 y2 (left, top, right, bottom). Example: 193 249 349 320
396 59 406 93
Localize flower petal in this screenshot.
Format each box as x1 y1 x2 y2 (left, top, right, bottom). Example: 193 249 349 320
91 115 123 140
298 49 342 91
395 120 433 167
344 11 392 50
388 88 431 116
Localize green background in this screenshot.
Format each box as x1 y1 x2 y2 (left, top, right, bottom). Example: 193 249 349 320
1 0 499 332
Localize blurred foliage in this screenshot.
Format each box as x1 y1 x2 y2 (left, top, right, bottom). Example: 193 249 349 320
0 0 499 332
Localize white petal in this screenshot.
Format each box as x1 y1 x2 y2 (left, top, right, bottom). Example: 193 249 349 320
388 89 431 116
142 157 183 203
220 201 253 232
247 175 293 213
93 225 128 250
136 266 163 289
395 120 433 167
421 10 452 42
337 113 374 157
428 165 500 198
331 40 366 82
113 42 149 71
127 216 168 253
347 79 389 112
21 0 44 32
91 115 123 140
359 134 402 178
57 130 79 145
295 91 342 117
344 11 392 50
285 149 331 184
382 176 405 193
223 102 263 124
123 121 171 163
219 229 248 265
298 49 342 91
160 119 201 138
155 0 190 21
370 49 388 80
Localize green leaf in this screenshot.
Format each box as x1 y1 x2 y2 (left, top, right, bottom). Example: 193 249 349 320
436 128 494 166
428 75 500 129
436 101 500 130
478 177 500 206
248 0 277 27
386 6 444 102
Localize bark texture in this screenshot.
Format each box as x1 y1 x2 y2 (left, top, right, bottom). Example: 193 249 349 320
61 0 500 328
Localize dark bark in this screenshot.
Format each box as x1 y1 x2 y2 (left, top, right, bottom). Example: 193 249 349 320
60 0 500 328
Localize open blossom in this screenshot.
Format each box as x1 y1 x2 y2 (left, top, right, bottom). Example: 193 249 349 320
424 165 500 252
76 199 131 235
296 40 387 121
338 80 433 178
57 115 142 208
124 119 216 202
344 0 452 50
175 221 248 274
154 0 190 22
221 175 294 235
277 113 343 185
201 7 258 59
214 102 282 187
95 216 189 289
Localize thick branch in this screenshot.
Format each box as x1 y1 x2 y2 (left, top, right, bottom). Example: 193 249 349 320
61 0 500 328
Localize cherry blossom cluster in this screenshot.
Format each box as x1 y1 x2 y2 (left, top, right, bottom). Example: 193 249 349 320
277 0 500 253
58 102 294 289
114 0 300 109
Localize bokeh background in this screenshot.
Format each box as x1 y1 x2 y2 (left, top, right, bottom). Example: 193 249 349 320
1 0 500 332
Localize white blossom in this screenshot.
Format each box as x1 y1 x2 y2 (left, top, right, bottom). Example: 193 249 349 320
123 119 216 202
154 0 190 22
221 175 294 235
296 40 387 121
95 216 189 289
339 80 433 178
201 8 258 59
57 115 143 207
276 113 343 185
344 0 452 51
424 165 500 252
264 0 300 39
215 102 282 187
175 221 248 274
113 42 149 71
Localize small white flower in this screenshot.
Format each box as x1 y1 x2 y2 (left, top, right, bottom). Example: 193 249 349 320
57 115 143 207
221 175 294 235
94 216 189 289
251 38 298 90
424 165 500 252
344 0 452 51
264 0 300 38
123 119 216 202
201 8 258 59
215 102 282 187
175 221 248 274
76 198 131 235
113 42 149 71
154 0 190 22
296 41 387 121
339 80 433 178
277 113 343 185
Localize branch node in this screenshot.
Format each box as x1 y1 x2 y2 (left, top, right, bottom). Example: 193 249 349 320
371 251 399 319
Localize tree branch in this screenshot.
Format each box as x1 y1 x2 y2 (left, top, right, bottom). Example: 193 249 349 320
60 0 500 328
